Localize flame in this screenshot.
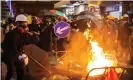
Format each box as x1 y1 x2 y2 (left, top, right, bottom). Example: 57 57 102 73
55 27 123 78
84 29 117 76
88 41 117 76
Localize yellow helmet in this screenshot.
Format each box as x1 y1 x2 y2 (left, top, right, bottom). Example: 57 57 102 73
120 16 123 20
107 15 115 20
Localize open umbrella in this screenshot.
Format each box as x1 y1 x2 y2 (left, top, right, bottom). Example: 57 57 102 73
49 10 68 20
76 11 103 30
43 9 54 16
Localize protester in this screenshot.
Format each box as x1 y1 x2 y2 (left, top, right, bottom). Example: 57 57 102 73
71 15 78 31
105 15 118 50
117 14 131 61
28 16 40 44
2 17 16 34
39 16 54 52
2 14 29 80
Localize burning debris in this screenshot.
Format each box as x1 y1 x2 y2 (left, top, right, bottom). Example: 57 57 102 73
84 29 118 76
55 11 131 80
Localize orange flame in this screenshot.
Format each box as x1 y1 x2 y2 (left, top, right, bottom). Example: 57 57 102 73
84 29 117 76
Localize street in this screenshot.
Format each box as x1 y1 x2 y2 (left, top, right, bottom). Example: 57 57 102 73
1 1 133 80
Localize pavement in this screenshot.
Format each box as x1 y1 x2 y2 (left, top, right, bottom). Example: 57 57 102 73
2 44 133 80
1 55 57 80
2 62 16 80
2 55 133 80
1 44 59 80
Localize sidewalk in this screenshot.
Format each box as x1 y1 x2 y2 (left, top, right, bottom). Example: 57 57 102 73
2 62 16 80
1 55 57 80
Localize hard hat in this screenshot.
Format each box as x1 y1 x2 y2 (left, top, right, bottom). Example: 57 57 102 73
123 14 129 18
58 16 64 20
120 16 123 20
15 14 27 22
107 15 115 20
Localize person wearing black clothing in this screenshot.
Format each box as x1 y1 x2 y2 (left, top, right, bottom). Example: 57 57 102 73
2 17 16 34
117 14 131 63
2 14 29 80
28 16 40 44
39 16 54 52
29 16 41 34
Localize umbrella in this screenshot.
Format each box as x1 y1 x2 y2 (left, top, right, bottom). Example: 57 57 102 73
49 10 68 20
76 11 99 25
43 9 54 16
76 11 103 30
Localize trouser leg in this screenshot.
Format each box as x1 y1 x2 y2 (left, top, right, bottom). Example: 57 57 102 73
5 60 15 80
15 61 25 80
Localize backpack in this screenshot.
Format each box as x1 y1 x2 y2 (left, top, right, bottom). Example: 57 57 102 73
1 30 14 51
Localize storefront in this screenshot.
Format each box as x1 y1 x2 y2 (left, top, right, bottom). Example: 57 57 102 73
105 3 122 19
57 2 88 20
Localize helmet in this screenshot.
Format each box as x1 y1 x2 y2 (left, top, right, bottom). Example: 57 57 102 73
120 16 123 20
123 14 129 18
15 14 27 22
58 16 67 22
107 15 115 20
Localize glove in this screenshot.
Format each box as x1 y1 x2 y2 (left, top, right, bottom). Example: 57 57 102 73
18 54 27 61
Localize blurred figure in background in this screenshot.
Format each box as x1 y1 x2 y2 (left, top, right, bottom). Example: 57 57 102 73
117 14 131 61
1 17 16 43
2 17 16 34
106 15 118 50
1 18 7 43
58 16 68 22
71 15 78 31
39 16 54 52
28 16 40 44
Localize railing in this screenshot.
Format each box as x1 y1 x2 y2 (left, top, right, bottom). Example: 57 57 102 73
85 66 133 80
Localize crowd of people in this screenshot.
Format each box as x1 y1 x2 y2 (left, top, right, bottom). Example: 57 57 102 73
1 11 133 80
1 13 73 80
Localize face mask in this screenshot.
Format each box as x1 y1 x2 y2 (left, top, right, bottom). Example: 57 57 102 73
17 27 24 33
17 22 27 28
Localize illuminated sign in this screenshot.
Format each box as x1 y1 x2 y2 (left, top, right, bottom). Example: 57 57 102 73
106 4 120 12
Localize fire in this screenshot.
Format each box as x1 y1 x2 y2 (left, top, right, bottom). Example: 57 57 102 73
84 29 117 76
88 41 117 76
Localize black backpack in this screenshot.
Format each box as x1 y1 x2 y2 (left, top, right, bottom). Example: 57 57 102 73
1 30 14 51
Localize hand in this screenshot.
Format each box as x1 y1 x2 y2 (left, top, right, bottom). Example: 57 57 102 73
33 32 38 35
18 55 23 61
27 32 33 36
18 54 27 61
